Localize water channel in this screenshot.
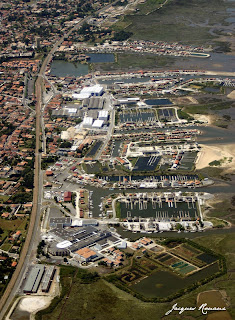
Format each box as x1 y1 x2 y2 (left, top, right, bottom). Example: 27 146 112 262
50 52 235 77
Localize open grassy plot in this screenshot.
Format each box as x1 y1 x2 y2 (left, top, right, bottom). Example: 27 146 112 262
0 217 28 251
36 266 171 320
93 53 175 72
113 0 231 46
206 195 235 225
0 195 10 204
0 218 26 231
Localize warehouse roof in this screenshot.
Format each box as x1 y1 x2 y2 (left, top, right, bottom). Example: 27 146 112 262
92 119 104 128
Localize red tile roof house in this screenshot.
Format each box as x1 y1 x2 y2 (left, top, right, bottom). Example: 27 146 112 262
64 191 72 202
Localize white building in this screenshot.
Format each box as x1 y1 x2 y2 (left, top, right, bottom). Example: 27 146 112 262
92 119 104 128
72 93 90 100
98 110 109 121
83 117 93 128
80 85 104 97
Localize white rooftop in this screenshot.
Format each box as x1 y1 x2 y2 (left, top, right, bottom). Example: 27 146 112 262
83 117 93 125
98 110 108 118
92 119 104 128
56 240 72 248
72 93 91 100
80 85 103 95
66 108 77 113
72 219 83 227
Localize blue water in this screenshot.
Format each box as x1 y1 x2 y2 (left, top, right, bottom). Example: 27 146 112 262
50 60 88 77
145 98 173 106
88 53 115 63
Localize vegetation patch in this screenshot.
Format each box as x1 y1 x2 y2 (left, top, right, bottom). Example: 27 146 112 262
106 238 225 302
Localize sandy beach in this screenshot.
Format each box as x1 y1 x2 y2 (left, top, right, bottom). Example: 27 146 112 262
196 143 235 172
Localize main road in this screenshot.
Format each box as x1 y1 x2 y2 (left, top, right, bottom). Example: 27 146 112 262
0 2 117 319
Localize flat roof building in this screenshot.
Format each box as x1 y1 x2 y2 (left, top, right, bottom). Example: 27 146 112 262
72 93 90 100
83 117 93 128
49 217 72 228
23 265 45 294
41 266 56 293
80 85 103 97
92 119 104 128
98 110 108 121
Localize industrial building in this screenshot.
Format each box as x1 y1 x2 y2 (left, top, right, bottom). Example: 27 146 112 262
83 97 104 109
83 117 93 128
117 97 140 105
98 110 109 121
80 85 103 97
48 225 121 254
49 217 72 228
48 243 69 256
52 106 83 118
72 85 104 99
92 119 104 128
23 265 45 294
41 266 56 293
72 92 90 100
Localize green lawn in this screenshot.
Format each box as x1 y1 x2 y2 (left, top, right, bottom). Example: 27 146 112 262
113 0 230 47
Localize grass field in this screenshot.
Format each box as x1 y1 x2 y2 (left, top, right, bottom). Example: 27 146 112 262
0 218 27 250
113 0 231 47
93 53 174 72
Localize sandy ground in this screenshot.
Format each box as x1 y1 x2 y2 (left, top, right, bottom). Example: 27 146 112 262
18 296 53 313
192 114 213 124
227 90 235 99
197 290 232 320
196 143 235 172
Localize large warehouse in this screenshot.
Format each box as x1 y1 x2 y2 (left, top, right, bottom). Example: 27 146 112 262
23 265 45 294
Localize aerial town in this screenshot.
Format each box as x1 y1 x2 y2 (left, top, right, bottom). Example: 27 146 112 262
0 0 234 319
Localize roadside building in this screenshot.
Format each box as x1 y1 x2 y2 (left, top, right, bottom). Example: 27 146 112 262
45 170 54 176
49 217 72 228
23 265 45 294
41 266 56 292
83 117 93 128
92 119 104 128
64 191 72 202
98 110 109 121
